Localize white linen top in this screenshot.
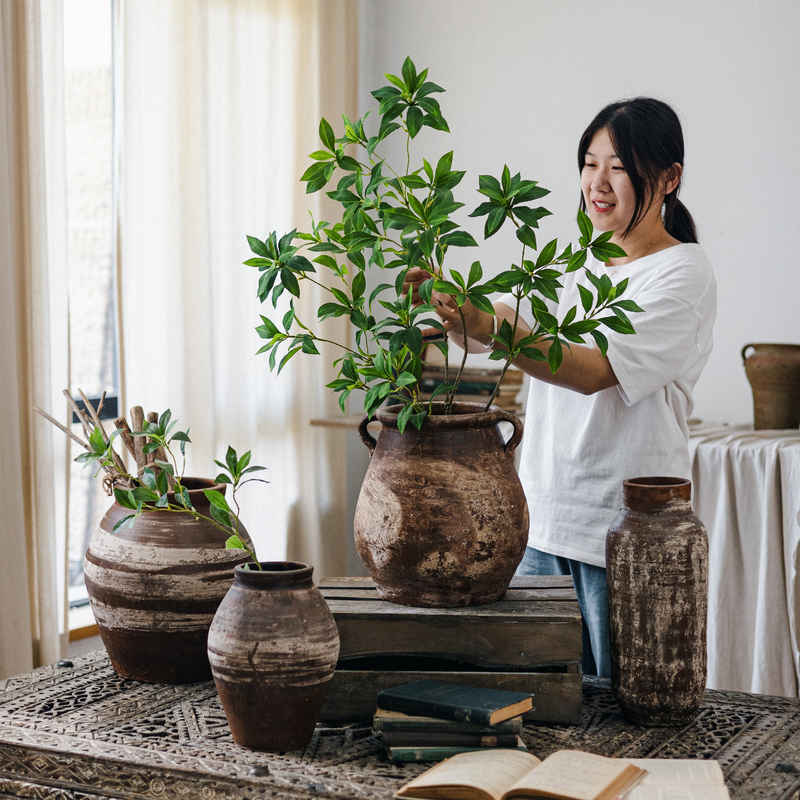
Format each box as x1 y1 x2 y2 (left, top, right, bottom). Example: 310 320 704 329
499 243 717 567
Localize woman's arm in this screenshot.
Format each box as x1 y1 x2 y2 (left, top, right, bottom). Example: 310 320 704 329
403 267 618 394
436 294 619 395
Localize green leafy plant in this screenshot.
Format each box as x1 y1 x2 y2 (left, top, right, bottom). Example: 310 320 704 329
247 57 642 432
35 398 266 568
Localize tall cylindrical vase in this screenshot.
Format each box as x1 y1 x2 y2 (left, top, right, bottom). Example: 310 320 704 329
207 562 340 752
606 477 708 726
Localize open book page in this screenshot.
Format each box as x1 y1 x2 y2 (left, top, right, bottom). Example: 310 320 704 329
617 760 730 800
395 749 541 800
505 750 646 800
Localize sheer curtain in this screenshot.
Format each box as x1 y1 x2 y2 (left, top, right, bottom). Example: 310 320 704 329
0 0 70 680
116 0 357 575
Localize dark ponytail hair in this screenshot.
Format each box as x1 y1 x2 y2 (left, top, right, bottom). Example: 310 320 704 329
578 98 698 243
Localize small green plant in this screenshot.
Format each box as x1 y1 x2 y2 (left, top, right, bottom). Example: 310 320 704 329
247 57 641 431
35 398 266 568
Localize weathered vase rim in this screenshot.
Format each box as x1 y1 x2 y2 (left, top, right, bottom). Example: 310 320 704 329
376 401 518 430
233 561 314 587
623 477 691 489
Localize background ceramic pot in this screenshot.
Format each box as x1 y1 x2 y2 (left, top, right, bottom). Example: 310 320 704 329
83 478 250 683
606 477 708 726
354 402 529 607
207 561 340 752
742 343 800 430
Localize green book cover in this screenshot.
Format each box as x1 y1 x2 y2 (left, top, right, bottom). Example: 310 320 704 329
373 709 523 735
386 738 527 763
376 680 533 727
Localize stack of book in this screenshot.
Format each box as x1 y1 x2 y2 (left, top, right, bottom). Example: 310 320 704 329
420 347 525 413
374 679 533 763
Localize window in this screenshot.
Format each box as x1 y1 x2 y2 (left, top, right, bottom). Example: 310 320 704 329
64 0 118 618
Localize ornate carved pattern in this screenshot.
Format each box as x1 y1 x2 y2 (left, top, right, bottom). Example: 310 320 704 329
1 653 799 799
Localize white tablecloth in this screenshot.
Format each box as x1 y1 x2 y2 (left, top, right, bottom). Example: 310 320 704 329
689 423 800 697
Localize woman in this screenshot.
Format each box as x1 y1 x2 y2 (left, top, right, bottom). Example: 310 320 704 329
406 98 717 677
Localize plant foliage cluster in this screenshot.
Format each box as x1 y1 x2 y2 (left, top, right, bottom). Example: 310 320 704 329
247 58 641 432
77 411 265 565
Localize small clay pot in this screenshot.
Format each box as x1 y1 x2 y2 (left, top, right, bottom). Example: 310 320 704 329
84 478 250 683
742 343 800 430
354 402 529 607
207 561 340 752
606 477 708 726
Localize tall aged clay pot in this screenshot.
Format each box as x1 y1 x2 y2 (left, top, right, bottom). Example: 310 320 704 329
606 477 708 726
83 478 251 683
742 343 800 430
354 402 529 607
207 561 340 752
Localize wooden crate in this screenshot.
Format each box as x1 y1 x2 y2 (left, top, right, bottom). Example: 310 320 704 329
318 575 583 724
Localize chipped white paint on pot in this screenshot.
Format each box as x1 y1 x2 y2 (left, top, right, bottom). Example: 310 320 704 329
354 402 529 607
207 561 340 752
83 478 250 683
606 476 709 726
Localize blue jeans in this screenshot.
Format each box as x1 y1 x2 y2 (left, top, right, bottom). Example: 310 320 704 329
517 547 611 678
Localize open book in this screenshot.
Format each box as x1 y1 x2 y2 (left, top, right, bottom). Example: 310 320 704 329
394 749 646 800
620 759 730 799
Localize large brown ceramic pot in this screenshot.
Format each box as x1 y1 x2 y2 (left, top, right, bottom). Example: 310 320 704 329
606 477 708 726
354 402 529 607
742 343 800 429
83 478 250 683
207 561 340 752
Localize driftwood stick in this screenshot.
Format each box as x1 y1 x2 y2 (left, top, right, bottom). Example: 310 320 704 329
34 406 91 451
77 388 108 443
145 412 158 468
130 406 146 478
62 390 93 440
76 389 129 476
114 417 137 458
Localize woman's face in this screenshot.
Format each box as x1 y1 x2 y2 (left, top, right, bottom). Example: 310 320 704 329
580 128 638 237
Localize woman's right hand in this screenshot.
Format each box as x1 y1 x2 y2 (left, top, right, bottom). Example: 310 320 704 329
402 267 434 306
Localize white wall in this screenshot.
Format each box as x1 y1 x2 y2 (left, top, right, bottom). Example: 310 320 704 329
358 0 800 426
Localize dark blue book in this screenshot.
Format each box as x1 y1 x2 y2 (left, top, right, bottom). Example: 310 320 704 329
376 680 533 726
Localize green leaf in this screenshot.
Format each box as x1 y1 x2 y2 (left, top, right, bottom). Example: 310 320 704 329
205 488 233 515
548 336 563 373
598 315 635 334
485 206 506 238
210 504 233 528
114 488 137 510
246 235 270 258
577 208 593 245
566 249 588 273
319 117 336 151
536 239 558 268
112 514 136 533
225 535 249 552
516 225 537 249
406 106 424 138
132 486 159 504
591 329 609 357
401 56 417 91
611 299 644 313
440 230 478 248
397 403 414 434
468 260 483 287
578 284 594 314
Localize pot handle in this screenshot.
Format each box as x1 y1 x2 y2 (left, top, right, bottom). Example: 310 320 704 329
497 409 524 459
741 343 756 363
357 415 377 455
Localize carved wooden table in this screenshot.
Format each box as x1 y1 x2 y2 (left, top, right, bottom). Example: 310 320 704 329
1 649 800 799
